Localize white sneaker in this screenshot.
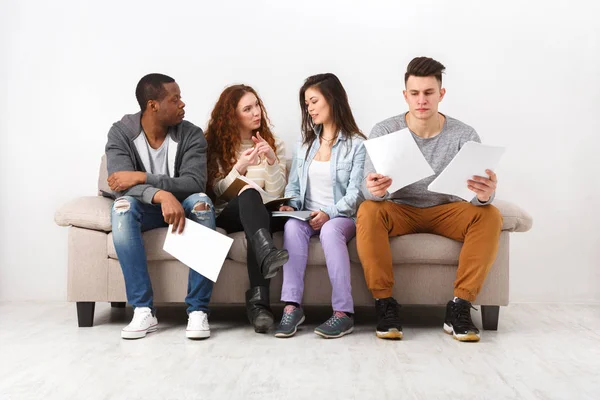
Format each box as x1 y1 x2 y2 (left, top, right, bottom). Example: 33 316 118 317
121 307 158 339
186 310 210 339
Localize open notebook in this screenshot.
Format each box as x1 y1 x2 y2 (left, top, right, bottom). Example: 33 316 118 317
220 176 294 211
271 211 313 221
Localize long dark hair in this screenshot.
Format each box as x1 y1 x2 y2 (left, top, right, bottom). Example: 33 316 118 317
299 73 365 158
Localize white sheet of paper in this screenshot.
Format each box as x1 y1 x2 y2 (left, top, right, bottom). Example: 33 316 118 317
428 141 505 201
364 128 435 193
163 218 233 282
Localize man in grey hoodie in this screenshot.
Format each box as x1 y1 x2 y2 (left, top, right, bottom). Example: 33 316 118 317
105 73 215 340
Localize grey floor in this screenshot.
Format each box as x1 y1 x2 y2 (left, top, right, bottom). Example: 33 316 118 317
1 302 599 400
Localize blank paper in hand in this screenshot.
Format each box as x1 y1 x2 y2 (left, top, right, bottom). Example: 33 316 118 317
163 218 233 282
364 128 435 193
428 141 505 201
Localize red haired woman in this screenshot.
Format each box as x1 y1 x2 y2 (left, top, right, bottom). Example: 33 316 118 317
205 84 288 333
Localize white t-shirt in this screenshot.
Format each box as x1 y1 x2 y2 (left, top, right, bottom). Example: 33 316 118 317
304 160 334 212
142 133 169 176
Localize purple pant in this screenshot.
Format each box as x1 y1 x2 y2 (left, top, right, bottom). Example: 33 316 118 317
281 217 356 313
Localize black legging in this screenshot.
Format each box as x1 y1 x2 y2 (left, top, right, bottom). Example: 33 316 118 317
216 189 285 288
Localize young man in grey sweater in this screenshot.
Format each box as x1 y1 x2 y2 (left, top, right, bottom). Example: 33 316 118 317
357 57 502 342
105 73 216 340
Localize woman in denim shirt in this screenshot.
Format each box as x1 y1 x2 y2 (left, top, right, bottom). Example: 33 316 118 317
275 73 366 339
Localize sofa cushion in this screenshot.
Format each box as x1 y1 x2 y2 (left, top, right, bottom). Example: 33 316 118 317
225 231 247 263
108 227 463 266
98 155 111 196
54 196 114 232
491 199 533 232
348 233 462 265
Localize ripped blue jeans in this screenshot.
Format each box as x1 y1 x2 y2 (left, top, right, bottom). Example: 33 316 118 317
111 193 216 314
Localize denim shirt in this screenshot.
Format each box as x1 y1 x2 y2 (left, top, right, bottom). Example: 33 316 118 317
284 127 366 219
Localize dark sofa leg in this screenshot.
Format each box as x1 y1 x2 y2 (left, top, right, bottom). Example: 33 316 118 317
481 305 500 330
111 302 126 308
76 302 95 327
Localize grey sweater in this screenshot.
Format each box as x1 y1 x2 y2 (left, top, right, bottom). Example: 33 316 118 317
362 113 493 208
105 112 207 204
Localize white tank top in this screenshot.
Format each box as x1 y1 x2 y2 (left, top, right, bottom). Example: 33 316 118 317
304 160 335 212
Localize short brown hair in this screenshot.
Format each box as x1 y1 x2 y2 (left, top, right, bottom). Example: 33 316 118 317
404 57 446 86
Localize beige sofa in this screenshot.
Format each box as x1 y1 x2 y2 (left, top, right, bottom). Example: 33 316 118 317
54 157 533 329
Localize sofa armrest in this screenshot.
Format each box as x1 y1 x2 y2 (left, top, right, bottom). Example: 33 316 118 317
493 199 533 233
55 196 113 232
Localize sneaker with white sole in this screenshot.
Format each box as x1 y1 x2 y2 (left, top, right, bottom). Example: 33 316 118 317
274 305 305 338
314 311 354 339
121 307 158 340
186 310 210 339
443 299 481 342
375 297 403 340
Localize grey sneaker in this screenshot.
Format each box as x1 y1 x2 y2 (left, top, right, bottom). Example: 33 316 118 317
314 312 354 339
274 305 305 338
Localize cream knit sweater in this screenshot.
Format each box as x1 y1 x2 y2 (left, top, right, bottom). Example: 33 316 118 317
213 137 287 215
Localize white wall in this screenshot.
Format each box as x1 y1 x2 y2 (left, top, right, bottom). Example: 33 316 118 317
1 0 599 302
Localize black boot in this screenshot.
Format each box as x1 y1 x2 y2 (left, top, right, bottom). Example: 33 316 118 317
245 286 274 333
249 228 289 279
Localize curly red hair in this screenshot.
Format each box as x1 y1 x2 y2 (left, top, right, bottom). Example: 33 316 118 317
205 84 277 191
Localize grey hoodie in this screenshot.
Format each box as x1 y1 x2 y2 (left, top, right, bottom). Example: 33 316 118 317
105 112 207 204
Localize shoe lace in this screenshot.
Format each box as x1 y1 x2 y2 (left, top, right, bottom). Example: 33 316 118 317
190 311 209 329
381 299 400 322
325 315 340 327
325 312 347 327
281 306 296 325
455 302 478 329
131 308 152 325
